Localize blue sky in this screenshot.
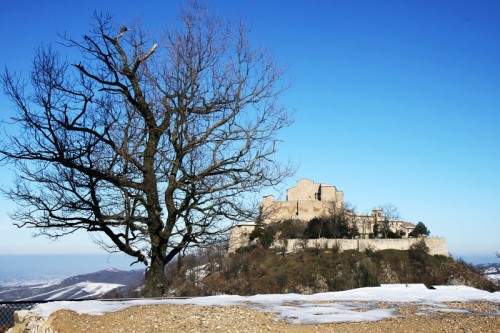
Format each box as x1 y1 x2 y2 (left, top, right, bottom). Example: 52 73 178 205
0 0 499 262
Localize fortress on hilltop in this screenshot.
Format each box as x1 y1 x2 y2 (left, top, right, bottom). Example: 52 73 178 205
260 179 344 224
228 179 448 255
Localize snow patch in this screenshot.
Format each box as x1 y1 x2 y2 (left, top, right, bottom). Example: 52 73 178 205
484 267 499 274
485 274 500 283
30 284 500 324
15 282 125 301
80 282 125 296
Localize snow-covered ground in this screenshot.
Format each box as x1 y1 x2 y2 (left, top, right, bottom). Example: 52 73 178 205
486 274 500 283
30 284 500 324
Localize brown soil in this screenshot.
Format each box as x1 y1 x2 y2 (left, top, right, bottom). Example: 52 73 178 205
38 301 500 333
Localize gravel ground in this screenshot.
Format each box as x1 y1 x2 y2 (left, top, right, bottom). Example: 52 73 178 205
12 301 499 333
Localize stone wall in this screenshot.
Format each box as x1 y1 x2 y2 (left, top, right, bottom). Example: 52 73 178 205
260 179 344 224
272 237 448 256
287 179 343 202
228 224 256 253
261 200 333 224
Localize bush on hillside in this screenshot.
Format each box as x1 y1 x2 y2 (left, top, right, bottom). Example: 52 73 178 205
409 239 430 263
304 215 359 239
249 219 307 248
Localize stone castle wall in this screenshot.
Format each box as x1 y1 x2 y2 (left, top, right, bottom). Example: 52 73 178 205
272 237 448 256
261 200 334 224
228 224 256 252
287 179 342 202
261 179 344 224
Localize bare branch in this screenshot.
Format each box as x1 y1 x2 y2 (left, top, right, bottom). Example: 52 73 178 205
0 3 293 297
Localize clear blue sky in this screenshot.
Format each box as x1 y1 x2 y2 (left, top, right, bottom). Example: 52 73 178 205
0 0 499 262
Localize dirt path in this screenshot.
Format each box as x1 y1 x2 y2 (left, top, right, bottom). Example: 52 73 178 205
14 301 498 333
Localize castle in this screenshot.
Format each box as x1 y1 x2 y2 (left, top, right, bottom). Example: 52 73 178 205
228 179 448 255
260 179 344 223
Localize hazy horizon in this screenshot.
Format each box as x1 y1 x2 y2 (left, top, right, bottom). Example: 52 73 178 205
0 254 143 282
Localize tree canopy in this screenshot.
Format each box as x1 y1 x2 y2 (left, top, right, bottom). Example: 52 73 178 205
304 214 359 239
0 3 292 296
411 222 430 237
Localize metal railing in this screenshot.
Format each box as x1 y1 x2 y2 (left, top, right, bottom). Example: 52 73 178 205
0 301 46 332
0 299 104 332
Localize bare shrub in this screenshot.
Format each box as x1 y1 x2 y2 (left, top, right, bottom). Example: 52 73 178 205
409 239 429 263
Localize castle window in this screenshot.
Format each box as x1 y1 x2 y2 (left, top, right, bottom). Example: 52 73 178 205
315 184 322 201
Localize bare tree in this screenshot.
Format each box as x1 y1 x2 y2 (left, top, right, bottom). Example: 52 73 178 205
378 203 401 239
0 4 292 297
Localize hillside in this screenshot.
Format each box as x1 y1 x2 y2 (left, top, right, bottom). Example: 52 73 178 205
165 246 499 296
1 249 496 301
0 269 143 301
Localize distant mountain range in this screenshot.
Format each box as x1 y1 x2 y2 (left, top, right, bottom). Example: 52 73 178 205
0 268 144 301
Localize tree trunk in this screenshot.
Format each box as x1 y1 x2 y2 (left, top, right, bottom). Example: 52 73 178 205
143 253 166 297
